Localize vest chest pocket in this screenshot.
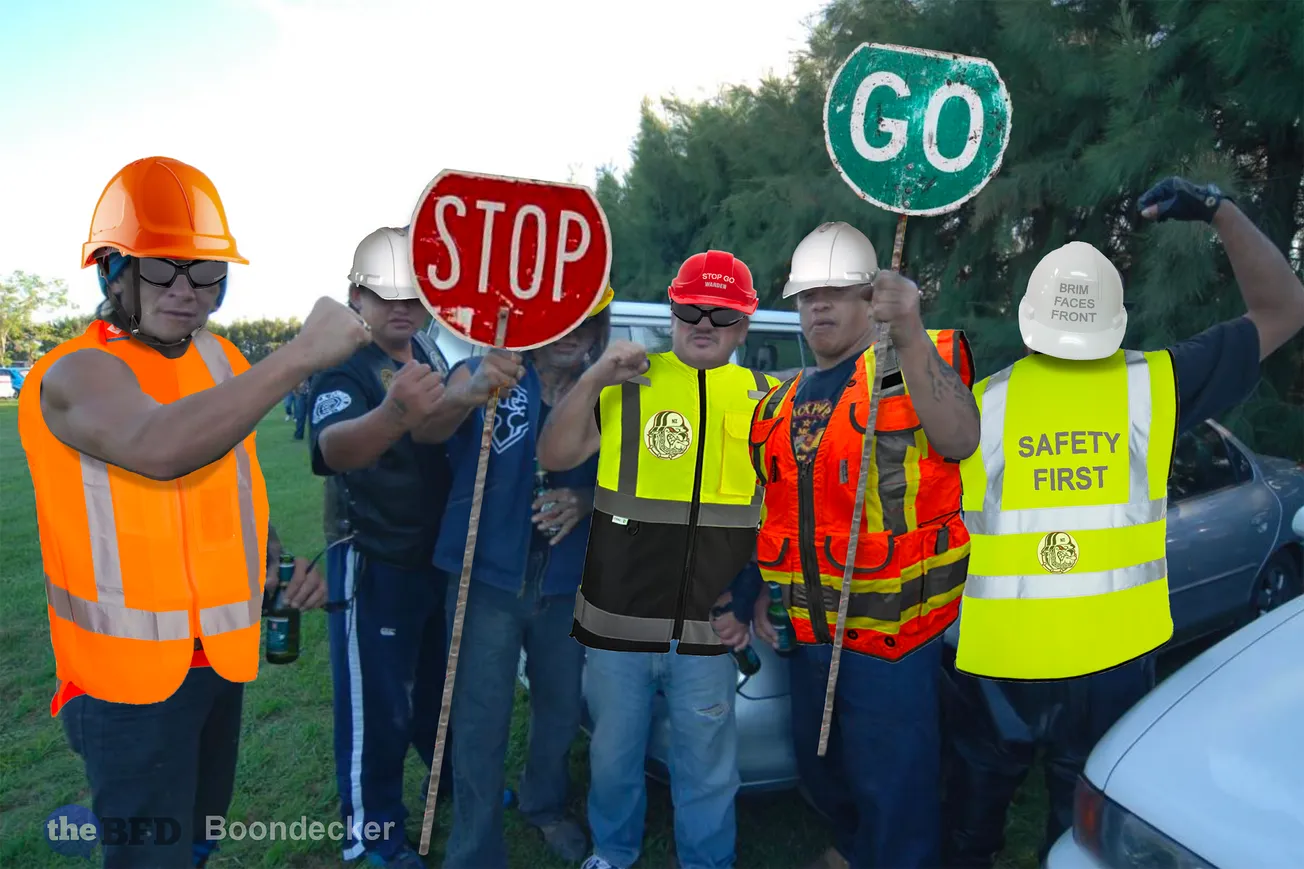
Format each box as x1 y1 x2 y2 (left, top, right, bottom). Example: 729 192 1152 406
719 411 758 496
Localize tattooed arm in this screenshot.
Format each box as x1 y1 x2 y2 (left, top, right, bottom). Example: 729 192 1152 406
893 323 980 459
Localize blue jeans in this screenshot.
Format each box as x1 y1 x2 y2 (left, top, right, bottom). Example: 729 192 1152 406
440 551 585 869
586 645 740 869
790 639 943 869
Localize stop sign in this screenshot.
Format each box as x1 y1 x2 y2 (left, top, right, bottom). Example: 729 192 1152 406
409 170 612 350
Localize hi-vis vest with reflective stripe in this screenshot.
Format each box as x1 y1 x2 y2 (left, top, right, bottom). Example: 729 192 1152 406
18 321 269 708
955 349 1177 680
572 352 778 656
750 331 974 661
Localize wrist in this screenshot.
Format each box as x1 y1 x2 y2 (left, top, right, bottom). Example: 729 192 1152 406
890 318 929 349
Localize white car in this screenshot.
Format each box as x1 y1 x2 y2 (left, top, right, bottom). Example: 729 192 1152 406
1046 570 1304 869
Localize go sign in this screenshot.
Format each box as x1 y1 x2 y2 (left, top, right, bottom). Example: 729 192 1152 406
824 43 1012 216
410 170 612 350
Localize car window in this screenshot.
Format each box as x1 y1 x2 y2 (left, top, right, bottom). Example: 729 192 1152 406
739 331 809 379
1169 422 1240 501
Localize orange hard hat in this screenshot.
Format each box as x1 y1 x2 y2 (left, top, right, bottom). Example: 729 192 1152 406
82 156 248 268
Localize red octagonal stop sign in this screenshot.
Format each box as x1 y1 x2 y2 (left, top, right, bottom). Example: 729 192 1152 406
409 170 612 350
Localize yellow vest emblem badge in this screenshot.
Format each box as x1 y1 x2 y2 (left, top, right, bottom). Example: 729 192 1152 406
644 410 692 460
1038 531 1080 574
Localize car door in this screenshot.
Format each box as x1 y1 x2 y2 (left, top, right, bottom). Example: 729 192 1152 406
1166 422 1277 639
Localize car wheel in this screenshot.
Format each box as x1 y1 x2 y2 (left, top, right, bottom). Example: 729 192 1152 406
1252 549 1303 617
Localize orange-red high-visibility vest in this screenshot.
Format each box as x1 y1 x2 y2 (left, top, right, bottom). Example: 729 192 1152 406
749 331 974 661
18 320 269 714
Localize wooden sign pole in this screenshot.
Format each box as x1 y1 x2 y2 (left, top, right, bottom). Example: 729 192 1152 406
418 306 510 854
818 214 907 757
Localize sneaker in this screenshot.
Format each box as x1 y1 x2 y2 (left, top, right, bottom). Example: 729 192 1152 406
365 844 426 868
581 856 621 869
531 817 588 863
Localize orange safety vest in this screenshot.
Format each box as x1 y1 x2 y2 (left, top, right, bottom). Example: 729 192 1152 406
18 320 269 715
749 331 974 661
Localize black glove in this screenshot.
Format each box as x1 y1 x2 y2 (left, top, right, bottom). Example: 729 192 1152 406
1138 177 1227 223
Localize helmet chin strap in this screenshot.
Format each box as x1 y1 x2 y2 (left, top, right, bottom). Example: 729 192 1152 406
107 259 201 351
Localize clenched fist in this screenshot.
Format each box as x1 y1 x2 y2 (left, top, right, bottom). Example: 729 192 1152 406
382 360 445 429
862 270 923 344
293 297 373 370
464 349 524 405
588 340 650 388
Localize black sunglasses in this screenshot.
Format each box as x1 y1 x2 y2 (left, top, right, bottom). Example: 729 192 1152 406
138 258 228 289
671 302 746 328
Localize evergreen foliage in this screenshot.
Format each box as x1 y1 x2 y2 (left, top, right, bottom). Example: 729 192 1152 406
597 0 1303 458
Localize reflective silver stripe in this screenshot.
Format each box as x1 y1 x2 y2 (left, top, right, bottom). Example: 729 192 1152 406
595 487 762 528
978 365 1013 513
1124 350 1152 504
81 453 124 607
964 497 1167 535
628 374 652 387
964 558 1167 600
55 330 263 642
46 574 191 641
192 331 264 635
574 589 723 647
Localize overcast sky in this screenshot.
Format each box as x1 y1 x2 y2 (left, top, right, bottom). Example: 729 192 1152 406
1 0 829 323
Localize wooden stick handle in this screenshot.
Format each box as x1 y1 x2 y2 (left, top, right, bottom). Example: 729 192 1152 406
817 213 906 757
418 307 510 854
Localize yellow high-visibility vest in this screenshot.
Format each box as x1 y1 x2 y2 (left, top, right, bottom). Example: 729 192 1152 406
572 351 778 655
956 349 1178 680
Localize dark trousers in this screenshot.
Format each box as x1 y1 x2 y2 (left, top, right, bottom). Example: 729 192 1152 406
940 645 1156 866
293 394 308 439
790 638 944 869
438 552 585 869
327 543 453 861
60 667 243 869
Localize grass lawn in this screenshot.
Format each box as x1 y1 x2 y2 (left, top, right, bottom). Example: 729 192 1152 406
0 402 1057 868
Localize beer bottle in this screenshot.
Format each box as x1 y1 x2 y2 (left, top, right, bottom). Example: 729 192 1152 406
534 458 558 538
733 644 761 677
766 582 797 655
265 553 300 665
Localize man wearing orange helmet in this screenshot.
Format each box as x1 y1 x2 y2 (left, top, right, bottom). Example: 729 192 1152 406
17 156 372 869
538 251 779 869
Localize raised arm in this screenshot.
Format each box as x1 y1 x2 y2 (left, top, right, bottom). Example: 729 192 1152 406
869 271 980 460
40 297 369 481
1139 177 1304 361
537 339 650 472
537 367 604 472
412 351 524 445
1212 202 1304 360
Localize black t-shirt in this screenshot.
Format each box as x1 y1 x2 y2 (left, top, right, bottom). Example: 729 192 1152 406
309 341 453 568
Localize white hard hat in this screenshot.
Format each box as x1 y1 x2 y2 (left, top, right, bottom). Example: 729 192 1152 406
1018 241 1127 360
783 222 879 299
1292 506 1304 539
349 226 420 301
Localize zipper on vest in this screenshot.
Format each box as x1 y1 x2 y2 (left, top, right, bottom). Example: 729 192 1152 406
672 368 709 640
797 459 833 644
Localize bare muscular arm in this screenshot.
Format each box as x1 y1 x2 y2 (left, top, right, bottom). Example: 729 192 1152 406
894 326 980 460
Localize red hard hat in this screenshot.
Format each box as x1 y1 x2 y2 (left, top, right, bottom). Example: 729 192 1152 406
667 250 758 315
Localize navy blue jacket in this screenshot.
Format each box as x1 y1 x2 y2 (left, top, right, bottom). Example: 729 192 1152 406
433 357 598 596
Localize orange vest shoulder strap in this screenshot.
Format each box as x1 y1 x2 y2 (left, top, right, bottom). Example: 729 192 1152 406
927 329 976 388
749 373 800 481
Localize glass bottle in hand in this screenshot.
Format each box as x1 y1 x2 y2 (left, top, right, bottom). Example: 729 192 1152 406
265 553 300 665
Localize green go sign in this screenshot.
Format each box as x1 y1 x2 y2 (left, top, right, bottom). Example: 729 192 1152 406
824 43 1013 216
